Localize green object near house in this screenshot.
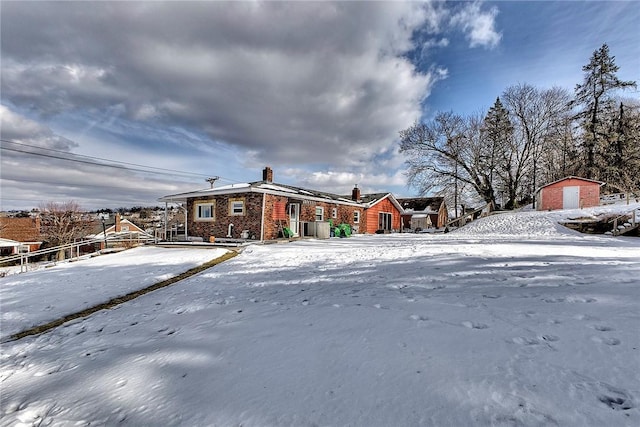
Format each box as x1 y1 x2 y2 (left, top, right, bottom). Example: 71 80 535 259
335 223 351 238
282 227 293 238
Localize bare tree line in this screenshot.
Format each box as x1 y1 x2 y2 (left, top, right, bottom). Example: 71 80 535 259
400 44 639 211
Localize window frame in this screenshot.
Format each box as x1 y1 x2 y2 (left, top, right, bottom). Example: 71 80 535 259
229 199 245 216
332 207 338 219
315 206 325 221
194 200 216 222
378 212 392 231
353 210 360 224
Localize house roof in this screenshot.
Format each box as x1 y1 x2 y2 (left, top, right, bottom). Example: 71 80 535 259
160 180 397 209
536 176 605 193
357 192 404 212
0 237 22 248
397 197 445 215
0 217 42 243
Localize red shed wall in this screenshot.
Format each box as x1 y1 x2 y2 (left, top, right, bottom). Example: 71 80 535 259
363 198 402 233
539 178 601 210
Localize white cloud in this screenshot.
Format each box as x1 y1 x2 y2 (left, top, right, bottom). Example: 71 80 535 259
451 1 502 49
0 1 505 208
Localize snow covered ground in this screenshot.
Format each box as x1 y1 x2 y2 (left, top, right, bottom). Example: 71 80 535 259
1 206 639 426
0 247 229 339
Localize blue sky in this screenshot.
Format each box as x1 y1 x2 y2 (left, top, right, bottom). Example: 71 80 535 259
1 1 638 211
424 1 639 116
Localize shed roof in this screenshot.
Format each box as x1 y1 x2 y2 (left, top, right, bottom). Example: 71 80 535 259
536 176 605 193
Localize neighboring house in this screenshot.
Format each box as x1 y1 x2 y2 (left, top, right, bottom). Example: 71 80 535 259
0 217 43 253
87 214 152 249
397 197 448 230
536 176 604 211
159 167 403 241
0 238 26 256
358 189 404 234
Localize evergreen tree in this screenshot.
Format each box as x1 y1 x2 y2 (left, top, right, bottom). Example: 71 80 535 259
482 97 513 208
600 100 640 193
573 43 636 179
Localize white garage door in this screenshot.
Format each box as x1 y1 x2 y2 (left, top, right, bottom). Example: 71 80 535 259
563 186 580 209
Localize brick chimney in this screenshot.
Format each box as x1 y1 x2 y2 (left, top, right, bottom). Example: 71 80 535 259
352 184 361 202
263 166 273 183
115 213 121 232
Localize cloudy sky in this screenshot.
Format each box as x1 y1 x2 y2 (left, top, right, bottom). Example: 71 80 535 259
1 1 638 211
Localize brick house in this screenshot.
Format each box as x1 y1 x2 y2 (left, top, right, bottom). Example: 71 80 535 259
536 176 604 211
397 197 448 230
0 217 43 253
159 167 403 241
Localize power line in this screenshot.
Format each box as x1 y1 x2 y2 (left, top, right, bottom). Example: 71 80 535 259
0 139 240 183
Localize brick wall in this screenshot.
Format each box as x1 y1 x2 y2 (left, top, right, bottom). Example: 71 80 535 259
263 194 288 240
188 193 264 240
539 178 601 210
188 192 370 241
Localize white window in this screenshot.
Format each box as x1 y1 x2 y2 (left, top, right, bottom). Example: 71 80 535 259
195 201 215 221
120 225 129 232
230 200 245 216
353 210 360 224
315 206 324 221
332 208 337 219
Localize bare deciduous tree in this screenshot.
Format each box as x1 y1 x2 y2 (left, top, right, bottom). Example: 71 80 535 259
40 201 93 260
502 84 571 207
399 111 498 214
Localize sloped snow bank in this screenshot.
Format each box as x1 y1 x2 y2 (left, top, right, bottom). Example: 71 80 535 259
454 203 640 238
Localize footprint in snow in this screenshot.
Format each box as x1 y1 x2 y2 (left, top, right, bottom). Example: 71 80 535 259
566 296 597 303
592 324 614 332
410 314 428 321
591 336 621 346
462 321 489 329
511 336 540 345
597 384 635 411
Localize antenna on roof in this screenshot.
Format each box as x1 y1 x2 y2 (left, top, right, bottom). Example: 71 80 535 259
206 176 219 188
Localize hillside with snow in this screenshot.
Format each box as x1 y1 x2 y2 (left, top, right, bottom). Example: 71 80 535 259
1 207 639 426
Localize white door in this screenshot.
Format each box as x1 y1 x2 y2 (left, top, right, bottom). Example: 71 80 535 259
289 204 300 237
563 186 580 209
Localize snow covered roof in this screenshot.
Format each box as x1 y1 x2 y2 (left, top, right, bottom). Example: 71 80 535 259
0 237 21 248
397 197 444 214
536 176 605 192
159 180 392 208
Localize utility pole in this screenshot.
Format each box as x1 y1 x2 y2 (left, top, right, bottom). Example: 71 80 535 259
206 176 219 188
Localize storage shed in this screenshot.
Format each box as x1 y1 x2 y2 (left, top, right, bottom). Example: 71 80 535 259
536 176 604 211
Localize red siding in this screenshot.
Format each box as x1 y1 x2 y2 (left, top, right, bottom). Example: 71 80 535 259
363 197 402 233
538 178 601 211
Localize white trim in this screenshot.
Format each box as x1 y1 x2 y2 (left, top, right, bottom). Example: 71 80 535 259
229 200 245 216
260 193 266 242
194 200 215 221
160 183 367 208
